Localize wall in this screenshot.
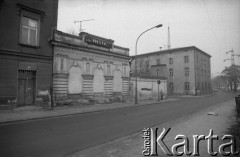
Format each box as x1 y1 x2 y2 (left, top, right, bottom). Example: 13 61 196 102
131 77 167 100
169 49 195 94
194 49 212 95
0 59 18 103
0 57 52 105
0 0 58 106
0 0 58 57
52 32 130 103
131 47 211 95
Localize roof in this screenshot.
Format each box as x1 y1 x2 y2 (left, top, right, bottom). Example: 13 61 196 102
132 46 211 58
54 30 129 52
52 30 130 57
79 32 114 42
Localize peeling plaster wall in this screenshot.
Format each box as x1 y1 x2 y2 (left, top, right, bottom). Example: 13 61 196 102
131 78 167 100
53 44 130 101
93 68 104 93
68 66 82 94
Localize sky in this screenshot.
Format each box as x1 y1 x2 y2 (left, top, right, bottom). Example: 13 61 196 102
57 0 240 77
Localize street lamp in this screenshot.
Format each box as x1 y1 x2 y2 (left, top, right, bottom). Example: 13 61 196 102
134 24 163 104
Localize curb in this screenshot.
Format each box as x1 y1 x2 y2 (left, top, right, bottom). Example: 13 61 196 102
0 99 180 125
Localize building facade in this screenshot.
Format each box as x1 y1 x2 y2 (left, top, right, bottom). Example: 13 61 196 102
131 46 211 95
130 76 168 100
130 56 168 100
51 31 130 103
0 0 58 107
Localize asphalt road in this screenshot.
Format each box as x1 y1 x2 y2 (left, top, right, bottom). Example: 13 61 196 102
0 92 236 157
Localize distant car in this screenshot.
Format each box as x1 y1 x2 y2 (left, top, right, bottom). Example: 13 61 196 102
213 88 218 92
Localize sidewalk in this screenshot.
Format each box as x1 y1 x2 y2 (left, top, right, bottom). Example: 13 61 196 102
0 98 179 124
68 99 238 157
169 92 217 98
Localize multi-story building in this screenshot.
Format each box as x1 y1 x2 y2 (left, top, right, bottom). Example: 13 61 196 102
130 54 168 100
0 1 58 107
51 31 130 103
131 46 211 95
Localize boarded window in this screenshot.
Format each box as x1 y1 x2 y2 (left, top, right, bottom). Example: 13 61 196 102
68 67 82 94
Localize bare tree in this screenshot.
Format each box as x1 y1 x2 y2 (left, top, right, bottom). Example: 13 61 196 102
221 64 240 92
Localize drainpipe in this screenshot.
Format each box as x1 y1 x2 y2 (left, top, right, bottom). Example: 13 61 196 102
50 29 55 109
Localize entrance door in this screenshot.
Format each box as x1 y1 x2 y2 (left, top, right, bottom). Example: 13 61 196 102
18 70 36 106
18 79 25 105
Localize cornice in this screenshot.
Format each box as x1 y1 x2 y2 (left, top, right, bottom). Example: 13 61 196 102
104 75 114 80
53 73 68 78
122 77 130 81
82 74 94 80
52 41 130 60
0 49 51 60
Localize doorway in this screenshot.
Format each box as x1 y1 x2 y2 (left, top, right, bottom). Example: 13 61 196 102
18 70 36 106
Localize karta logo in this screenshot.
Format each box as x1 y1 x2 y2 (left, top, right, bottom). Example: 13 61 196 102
142 128 239 156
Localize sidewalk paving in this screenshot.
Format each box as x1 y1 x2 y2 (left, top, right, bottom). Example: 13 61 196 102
169 92 217 98
68 99 238 157
0 98 179 124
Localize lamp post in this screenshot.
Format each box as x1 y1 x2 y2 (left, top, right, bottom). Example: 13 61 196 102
135 24 163 104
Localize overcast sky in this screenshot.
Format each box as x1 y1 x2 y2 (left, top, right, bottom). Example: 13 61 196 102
57 0 240 77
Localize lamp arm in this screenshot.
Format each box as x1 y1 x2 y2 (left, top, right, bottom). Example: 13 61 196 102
135 26 156 52
134 25 162 104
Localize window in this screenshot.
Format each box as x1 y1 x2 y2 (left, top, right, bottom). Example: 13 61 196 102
185 82 190 90
156 70 159 76
169 68 173 76
184 56 189 63
185 67 189 76
197 82 200 90
169 58 173 64
140 60 143 68
20 16 39 46
145 60 150 73
123 65 126 76
107 64 111 75
86 63 90 74
156 58 160 65
169 83 173 90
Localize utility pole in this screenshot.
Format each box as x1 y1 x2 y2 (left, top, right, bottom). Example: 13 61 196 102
224 49 240 65
224 49 240 92
74 19 94 33
167 26 171 49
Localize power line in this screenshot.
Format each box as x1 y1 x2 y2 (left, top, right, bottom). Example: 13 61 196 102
201 0 219 46
219 0 227 51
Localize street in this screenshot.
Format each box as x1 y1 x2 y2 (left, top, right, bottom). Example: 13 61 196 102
0 92 235 157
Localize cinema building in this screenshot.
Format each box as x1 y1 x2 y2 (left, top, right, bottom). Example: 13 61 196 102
51 31 130 103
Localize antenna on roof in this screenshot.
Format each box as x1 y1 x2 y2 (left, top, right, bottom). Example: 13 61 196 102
74 19 94 33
